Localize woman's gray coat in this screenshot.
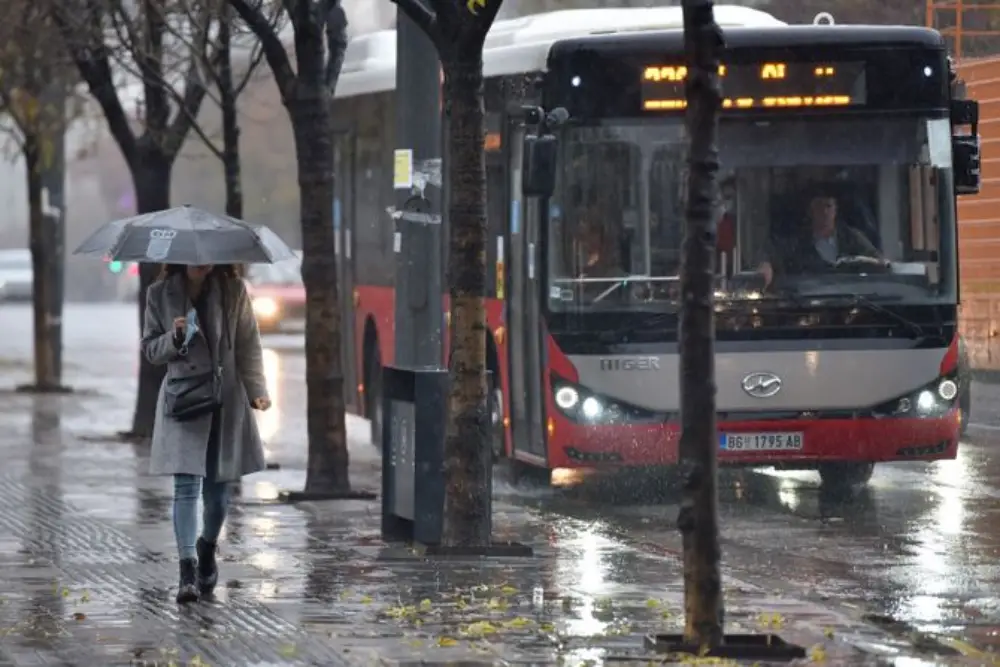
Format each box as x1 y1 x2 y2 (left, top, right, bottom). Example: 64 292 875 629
141 273 269 481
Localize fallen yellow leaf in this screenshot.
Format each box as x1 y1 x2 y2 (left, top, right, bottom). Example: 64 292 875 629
436 636 458 647
810 644 827 662
462 621 498 637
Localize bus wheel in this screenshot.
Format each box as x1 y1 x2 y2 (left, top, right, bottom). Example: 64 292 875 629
818 462 875 490
367 346 383 450
489 373 504 463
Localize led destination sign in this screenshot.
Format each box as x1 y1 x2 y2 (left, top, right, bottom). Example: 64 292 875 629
641 61 867 111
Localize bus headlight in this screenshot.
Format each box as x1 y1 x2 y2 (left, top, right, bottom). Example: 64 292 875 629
551 376 662 424
581 397 602 419
938 379 958 401
916 390 936 415
555 386 579 410
873 373 961 419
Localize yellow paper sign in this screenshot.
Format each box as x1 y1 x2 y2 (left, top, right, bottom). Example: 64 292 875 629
393 149 413 190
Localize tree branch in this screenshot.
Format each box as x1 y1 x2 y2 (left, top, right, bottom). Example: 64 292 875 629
227 0 298 101
324 0 349 91
468 0 503 40
139 0 170 133
162 63 216 159
292 0 324 85
390 0 441 46
49 0 140 164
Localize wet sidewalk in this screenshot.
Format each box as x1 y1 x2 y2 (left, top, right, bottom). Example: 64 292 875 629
0 385 983 665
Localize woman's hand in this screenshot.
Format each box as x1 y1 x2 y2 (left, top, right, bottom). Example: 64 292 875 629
251 397 271 411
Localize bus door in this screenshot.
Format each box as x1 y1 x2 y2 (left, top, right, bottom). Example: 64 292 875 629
334 132 359 412
506 124 548 462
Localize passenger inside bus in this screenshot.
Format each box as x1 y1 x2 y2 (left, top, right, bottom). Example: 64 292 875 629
716 175 737 277
572 214 621 278
758 181 884 287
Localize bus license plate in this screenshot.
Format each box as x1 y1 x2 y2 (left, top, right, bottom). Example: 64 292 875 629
720 432 804 451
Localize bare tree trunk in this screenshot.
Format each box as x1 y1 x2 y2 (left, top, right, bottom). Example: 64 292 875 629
291 95 350 494
129 154 173 440
24 132 57 390
676 0 724 647
440 53 490 548
219 9 243 219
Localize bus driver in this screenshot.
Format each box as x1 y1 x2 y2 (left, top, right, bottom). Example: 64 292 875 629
758 185 883 287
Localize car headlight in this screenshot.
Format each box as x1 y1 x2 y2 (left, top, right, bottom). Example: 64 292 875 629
551 376 663 424
873 374 961 418
253 297 279 318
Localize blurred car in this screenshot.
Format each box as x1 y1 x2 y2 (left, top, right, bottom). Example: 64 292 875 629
245 253 304 334
0 249 33 302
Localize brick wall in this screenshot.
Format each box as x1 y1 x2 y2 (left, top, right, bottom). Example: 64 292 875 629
958 58 1000 369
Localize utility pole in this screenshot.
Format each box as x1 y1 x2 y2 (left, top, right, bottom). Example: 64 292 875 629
676 0 725 648
392 10 443 369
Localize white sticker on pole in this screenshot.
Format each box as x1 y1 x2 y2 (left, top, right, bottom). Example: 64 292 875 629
346 229 352 259
528 242 535 280
393 231 402 253
393 149 413 190
496 236 504 264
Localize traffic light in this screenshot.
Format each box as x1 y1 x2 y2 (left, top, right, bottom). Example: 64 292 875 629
108 260 123 274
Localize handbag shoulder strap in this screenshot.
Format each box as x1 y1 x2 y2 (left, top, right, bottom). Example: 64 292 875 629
220 277 233 351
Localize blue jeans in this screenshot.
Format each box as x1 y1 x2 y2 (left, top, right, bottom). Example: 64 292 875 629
173 475 231 560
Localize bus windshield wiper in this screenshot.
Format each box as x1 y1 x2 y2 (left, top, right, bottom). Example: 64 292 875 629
792 292 926 339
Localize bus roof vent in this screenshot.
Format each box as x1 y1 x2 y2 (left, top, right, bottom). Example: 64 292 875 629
496 6 784 46
341 29 396 74
813 12 836 25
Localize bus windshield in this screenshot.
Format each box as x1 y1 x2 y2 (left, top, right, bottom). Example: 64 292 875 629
546 117 957 312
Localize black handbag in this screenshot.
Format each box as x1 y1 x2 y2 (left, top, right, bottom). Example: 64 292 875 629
165 366 223 422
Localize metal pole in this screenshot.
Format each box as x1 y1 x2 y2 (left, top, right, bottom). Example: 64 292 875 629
393 11 443 369
40 80 67 384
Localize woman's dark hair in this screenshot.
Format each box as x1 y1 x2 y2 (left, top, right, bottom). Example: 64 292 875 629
156 264 244 282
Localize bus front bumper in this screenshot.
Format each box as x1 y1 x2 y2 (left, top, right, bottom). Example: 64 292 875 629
547 410 961 469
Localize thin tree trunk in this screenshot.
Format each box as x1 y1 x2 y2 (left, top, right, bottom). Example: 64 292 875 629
440 54 490 548
291 95 350 494
676 0 724 647
25 132 57 390
128 154 173 440
219 10 243 219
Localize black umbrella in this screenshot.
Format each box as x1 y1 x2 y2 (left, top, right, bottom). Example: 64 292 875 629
73 205 296 265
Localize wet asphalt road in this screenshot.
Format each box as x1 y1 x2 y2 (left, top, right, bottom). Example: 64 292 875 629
2 301 1000 658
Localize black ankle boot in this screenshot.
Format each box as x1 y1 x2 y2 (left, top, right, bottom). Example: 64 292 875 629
177 558 199 604
196 537 218 593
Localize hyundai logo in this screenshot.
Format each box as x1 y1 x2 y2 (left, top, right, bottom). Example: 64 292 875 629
741 372 782 398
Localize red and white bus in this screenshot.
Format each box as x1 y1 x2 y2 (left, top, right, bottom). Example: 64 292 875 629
331 6 978 488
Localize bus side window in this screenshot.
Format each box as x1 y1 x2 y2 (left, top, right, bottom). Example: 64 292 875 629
909 164 940 283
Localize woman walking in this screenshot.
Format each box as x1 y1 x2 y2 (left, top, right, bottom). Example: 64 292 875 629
141 263 270 603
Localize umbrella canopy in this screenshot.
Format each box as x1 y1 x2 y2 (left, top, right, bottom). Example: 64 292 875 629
73 205 297 265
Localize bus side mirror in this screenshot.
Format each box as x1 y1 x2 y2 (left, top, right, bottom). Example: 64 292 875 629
522 133 557 198
951 98 981 195
953 135 981 195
